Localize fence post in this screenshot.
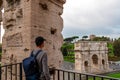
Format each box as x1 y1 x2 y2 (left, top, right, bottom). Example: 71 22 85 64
20 63 22 80
0 66 1 80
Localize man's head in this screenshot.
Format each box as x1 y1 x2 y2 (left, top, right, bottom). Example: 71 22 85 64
35 36 46 47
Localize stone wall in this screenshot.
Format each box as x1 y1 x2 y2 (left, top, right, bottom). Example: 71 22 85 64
1 0 66 68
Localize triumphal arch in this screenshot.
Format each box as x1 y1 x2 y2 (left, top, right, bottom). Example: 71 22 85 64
0 0 66 68
75 41 110 74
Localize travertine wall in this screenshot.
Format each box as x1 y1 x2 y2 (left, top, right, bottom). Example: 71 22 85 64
75 41 110 74
0 0 2 43
1 0 66 68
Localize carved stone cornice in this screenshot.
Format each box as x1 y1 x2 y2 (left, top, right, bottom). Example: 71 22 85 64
49 0 66 8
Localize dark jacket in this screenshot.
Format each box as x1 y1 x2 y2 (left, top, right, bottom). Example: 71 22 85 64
33 49 50 80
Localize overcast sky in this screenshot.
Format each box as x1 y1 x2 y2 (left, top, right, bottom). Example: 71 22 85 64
62 0 120 39
1 0 120 42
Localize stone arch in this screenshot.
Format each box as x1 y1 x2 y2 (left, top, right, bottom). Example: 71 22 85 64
92 54 98 65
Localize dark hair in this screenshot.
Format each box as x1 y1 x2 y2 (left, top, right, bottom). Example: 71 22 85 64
35 36 46 46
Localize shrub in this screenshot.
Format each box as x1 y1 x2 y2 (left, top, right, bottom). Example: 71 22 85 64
0 43 2 62
0 43 1 53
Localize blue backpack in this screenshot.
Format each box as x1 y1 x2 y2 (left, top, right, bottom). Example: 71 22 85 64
23 50 41 80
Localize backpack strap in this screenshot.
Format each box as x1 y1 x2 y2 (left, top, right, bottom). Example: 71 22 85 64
34 50 42 58
30 50 42 57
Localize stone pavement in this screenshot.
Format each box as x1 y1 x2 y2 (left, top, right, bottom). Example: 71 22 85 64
109 61 120 71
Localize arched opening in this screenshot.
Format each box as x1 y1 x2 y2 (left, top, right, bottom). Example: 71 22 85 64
84 61 88 67
92 54 98 65
84 61 89 72
102 59 105 65
102 59 105 69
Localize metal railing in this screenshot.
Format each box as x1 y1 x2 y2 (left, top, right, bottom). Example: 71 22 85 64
0 63 119 80
0 63 23 80
54 69 119 80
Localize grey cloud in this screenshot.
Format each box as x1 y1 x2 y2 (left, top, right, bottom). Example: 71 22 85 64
62 0 120 39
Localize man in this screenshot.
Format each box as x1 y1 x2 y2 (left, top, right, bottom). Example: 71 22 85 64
33 36 50 80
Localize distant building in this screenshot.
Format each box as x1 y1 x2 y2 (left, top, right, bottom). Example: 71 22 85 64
74 41 110 74
89 34 96 40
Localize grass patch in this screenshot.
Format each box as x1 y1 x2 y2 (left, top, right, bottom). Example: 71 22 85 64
64 56 75 63
88 72 120 80
106 73 120 78
88 76 119 80
88 77 105 80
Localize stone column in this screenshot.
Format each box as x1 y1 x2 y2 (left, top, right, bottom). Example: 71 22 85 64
30 0 66 68
2 0 66 68
75 51 82 72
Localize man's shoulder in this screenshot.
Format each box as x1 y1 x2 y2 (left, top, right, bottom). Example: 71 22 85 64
32 49 47 56
35 50 46 58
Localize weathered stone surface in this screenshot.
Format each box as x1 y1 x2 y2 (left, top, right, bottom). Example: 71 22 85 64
0 0 2 22
2 0 65 69
6 33 23 47
75 41 110 74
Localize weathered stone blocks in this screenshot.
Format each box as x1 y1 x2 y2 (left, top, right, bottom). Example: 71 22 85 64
1 0 65 69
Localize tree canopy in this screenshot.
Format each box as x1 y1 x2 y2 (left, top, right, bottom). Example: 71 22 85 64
113 39 120 57
92 36 110 41
64 36 79 43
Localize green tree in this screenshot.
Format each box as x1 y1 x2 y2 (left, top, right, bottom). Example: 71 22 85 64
0 43 2 53
107 42 114 57
61 43 74 56
64 37 73 43
92 36 110 41
72 36 79 42
82 35 88 40
64 36 79 43
113 39 120 57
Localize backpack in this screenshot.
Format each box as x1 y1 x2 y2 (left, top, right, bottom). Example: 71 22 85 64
23 50 42 80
